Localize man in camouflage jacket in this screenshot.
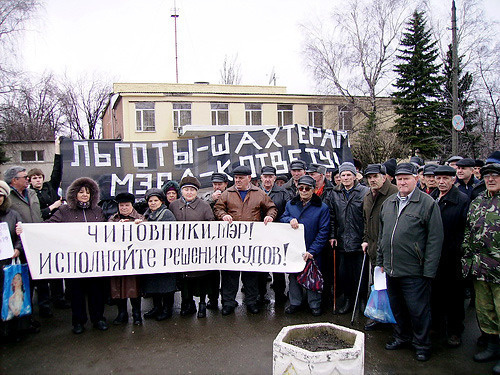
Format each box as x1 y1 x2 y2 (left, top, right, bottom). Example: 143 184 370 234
462 163 500 373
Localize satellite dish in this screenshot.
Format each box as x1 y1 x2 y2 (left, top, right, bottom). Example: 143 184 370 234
268 67 276 86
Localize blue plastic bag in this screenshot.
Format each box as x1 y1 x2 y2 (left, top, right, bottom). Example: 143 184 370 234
2 260 32 321
364 285 396 324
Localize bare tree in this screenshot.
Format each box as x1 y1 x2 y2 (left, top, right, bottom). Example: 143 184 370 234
58 75 112 139
0 0 41 93
219 54 241 85
0 73 63 141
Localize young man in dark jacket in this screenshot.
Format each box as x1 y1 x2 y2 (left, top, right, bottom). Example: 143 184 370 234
377 163 444 362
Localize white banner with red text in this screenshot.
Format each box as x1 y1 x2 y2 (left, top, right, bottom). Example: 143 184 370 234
20 221 307 279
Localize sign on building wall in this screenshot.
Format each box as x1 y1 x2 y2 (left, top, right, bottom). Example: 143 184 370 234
21 221 307 279
61 124 352 199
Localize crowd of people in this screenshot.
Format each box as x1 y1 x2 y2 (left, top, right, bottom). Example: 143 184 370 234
0 140 499 372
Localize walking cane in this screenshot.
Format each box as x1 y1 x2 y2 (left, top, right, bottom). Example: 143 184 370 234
351 252 367 326
333 247 336 313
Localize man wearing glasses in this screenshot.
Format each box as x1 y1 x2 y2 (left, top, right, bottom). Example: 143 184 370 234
4 167 43 225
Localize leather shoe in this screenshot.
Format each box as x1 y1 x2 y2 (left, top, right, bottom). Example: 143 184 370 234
156 307 173 321
93 320 109 331
385 339 409 350
72 324 85 334
132 314 143 326
416 350 431 362
221 305 235 316
336 298 352 315
285 305 301 314
143 307 160 320
311 308 322 317
113 312 128 325
197 302 207 318
447 335 462 348
365 320 384 331
247 304 260 314
206 299 218 310
180 301 197 316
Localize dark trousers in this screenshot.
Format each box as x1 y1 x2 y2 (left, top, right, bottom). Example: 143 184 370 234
208 271 220 302
431 278 465 336
321 245 334 307
116 298 141 316
35 279 66 308
272 273 286 296
69 277 106 326
338 252 368 303
387 276 432 350
221 271 258 307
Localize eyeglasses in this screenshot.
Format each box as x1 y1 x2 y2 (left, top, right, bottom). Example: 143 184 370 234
15 175 28 180
483 173 499 179
298 186 312 192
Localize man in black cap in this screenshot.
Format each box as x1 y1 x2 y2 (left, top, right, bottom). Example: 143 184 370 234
258 166 288 304
455 158 481 199
361 164 398 331
213 165 277 315
422 164 438 196
282 160 307 200
275 175 288 187
474 160 485 180
431 165 470 348
377 162 443 362
384 158 397 184
447 155 463 169
202 173 229 209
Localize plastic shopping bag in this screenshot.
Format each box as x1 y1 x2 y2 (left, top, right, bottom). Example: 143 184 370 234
364 285 396 324
2 259 32 321
296 259 324 292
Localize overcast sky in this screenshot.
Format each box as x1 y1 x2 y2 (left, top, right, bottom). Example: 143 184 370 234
20 0 500 94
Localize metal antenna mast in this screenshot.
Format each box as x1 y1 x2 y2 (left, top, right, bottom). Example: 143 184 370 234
451 0 459 154
171 0 179 83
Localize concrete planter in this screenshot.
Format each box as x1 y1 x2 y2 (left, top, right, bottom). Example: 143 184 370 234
273 323 364 375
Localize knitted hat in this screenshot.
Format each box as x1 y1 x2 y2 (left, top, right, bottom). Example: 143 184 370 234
338 162 357 176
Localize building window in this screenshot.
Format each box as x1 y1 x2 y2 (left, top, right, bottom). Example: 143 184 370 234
211 103 229 125
21 150 44 162
277 104 293 126
245 103 262 126
173 103 192 131
135 102 155 132
308 105 323 127
339 105 353 131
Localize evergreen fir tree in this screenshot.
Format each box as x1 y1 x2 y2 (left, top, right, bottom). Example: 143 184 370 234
439 44 481 158
392 10 444 159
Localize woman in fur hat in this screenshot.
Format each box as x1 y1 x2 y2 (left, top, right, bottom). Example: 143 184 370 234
0 181 31 341
141 188 177 321
108 192 144 326
47 177 108 334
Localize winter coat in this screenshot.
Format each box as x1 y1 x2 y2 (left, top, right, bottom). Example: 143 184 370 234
430 186 469 280
47 177 105 224
455 176 481 199
376 188 444 278
280 194 330 269
31 154 62 220
330 181 369 252
213 184 277 222
108 208 144 299
462 190 500 284
169 197 215 222
264 184 288 220
141 204 177 294
8 188 42 224
363 178 398 262
317 179 336 239
282 178 298 201
169 197 215 278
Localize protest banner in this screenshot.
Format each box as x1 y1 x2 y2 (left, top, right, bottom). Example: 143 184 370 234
60 124 352 199
20 221 307 279
0 222 15 260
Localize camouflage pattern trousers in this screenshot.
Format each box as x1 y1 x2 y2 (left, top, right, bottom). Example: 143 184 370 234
474 279 500 335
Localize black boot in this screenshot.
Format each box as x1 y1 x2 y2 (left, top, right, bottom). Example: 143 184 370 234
197 302 207 318
144 295 162 320
156 293 174 321
131 298 142 325
337 298 352 315
474 335 500 362
180 300 197 316
113 300 129 325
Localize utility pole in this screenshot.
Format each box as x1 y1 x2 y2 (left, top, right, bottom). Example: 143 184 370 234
171 0 179 83
451 0 459 154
